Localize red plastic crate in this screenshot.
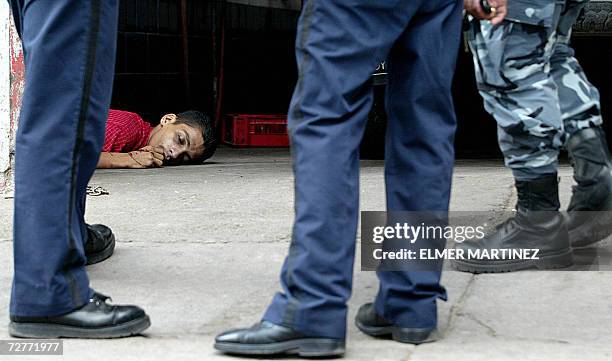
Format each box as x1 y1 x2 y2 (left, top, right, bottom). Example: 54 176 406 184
223 114 290 147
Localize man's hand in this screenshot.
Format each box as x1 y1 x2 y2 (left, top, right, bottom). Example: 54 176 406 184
139 145 163 154
465 0 507 25
128 147 164 168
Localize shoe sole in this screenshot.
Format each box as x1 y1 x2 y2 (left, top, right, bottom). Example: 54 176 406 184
86 233 116 266
355 319 436 344
8 315 151 339
451 248 573 274
570 210 612 248
214 338 345 357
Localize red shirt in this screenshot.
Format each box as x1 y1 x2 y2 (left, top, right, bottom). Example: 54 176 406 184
102 109 153 152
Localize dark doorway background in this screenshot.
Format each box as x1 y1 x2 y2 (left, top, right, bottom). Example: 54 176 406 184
110 1 612 159
112 0 215 122
110 1 299 124
451 36 612 159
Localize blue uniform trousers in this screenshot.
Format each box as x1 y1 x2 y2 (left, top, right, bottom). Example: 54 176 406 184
263 0 462 339
9 0 118 317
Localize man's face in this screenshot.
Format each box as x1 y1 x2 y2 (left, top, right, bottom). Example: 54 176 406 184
147 114 205 164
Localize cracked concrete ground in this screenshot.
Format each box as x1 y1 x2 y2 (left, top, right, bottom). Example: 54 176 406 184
0 147 611 361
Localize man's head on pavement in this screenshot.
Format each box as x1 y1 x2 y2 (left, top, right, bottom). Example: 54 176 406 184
147 110 216 165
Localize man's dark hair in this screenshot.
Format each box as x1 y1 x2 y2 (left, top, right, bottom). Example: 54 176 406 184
175 110 217 163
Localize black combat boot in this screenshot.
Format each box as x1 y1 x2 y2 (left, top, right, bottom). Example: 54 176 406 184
85 223 116 265
566 127 612 247
452 174 572 273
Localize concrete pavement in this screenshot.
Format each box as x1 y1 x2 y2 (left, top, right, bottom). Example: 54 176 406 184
0 147 611 361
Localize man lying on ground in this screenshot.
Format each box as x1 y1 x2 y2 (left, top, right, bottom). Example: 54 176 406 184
97 109 216 168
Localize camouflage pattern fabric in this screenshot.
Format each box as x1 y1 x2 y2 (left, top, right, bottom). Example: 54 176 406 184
468 0 603 180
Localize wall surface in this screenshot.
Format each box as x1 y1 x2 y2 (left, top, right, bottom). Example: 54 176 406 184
0 5 23 194
0 3 11 193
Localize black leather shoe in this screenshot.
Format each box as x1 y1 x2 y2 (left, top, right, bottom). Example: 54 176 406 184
214 321 345 357
9 292 151 339
452 175 572 273
355 303 437 344
85 223 115 265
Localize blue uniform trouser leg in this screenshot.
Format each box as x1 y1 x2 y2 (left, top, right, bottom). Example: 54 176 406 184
9 0 118 317
375 4 462 329
263 0 462 339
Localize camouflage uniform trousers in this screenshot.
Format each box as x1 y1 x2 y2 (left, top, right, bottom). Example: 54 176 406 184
468 0 603 180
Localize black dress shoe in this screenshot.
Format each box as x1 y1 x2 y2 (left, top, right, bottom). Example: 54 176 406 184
355 303 437 344
215 321 345 357
85 223 116 265
9 292 151 339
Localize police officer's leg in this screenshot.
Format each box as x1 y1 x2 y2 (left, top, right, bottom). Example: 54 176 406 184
362 0 462 343
551 0 612 247
453 9 572 273
215 0 424 356
9 0 150 338
472 19 565 180
553 0 603 137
